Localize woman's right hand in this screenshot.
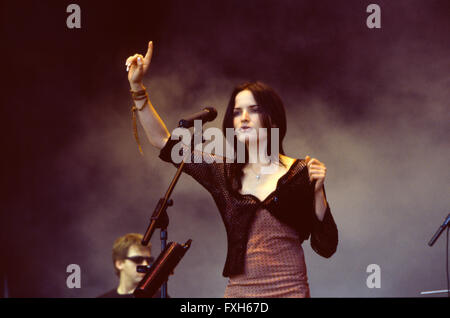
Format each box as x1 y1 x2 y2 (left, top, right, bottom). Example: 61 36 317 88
126 41 153 89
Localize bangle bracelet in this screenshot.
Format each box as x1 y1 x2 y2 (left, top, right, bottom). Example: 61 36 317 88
130 87 147 100
133 93 148 101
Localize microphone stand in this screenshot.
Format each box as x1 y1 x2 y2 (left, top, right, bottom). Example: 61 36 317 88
140 124 205 298
428 213 450 247
420 289 449 296
140 160 185 298
426 213 450 298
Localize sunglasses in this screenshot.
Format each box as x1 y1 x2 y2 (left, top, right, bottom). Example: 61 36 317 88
125 256 154 264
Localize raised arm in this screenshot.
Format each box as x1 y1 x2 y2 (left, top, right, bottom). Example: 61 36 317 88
126 41 170 150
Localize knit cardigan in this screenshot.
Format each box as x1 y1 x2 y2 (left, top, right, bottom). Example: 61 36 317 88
159 138 338 277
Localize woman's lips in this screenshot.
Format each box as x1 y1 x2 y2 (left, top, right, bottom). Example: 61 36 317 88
239 126 252 132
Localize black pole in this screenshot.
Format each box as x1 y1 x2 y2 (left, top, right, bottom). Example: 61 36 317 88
141 161 185 247
428 213 450 247
160 229 167 298
139 122 207 298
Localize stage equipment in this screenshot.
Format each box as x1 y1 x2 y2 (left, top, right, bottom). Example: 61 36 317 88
139 116 212 297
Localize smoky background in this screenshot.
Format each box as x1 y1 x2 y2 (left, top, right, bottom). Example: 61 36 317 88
1 0 449 297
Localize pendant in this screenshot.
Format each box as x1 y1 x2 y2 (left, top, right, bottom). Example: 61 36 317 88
256 175 261 180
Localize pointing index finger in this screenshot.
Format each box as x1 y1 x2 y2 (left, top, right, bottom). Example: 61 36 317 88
143 41 153 65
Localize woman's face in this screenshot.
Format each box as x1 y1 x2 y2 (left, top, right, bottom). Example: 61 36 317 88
233 90 266 144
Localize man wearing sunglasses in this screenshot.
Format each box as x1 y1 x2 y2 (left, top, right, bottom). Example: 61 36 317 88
99 233 162 298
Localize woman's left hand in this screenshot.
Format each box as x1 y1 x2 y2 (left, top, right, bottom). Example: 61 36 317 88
305 155 327 192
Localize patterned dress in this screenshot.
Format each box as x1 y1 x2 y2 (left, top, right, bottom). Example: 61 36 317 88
224 208 310 297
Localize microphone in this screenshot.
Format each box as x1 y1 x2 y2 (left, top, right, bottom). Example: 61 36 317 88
178 107 217 128
428 213 450 247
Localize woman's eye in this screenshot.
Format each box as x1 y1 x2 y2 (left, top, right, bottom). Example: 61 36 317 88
233 106 260 116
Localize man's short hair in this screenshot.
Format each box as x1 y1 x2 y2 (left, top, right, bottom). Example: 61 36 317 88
112 233 152 276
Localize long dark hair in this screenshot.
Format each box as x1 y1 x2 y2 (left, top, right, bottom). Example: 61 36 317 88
222 81 287 191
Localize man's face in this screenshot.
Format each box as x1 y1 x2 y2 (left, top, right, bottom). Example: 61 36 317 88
116 245 152 286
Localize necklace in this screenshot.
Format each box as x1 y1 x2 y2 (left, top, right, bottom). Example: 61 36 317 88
248 161 282 180
248 164 262 180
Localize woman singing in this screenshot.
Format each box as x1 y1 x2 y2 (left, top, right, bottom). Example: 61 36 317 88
125 41 338 298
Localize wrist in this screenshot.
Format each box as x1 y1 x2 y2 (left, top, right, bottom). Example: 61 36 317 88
314 185 325 195
130 82 145 91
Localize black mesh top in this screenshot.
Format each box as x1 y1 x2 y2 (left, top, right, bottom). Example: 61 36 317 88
159 138 338 277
